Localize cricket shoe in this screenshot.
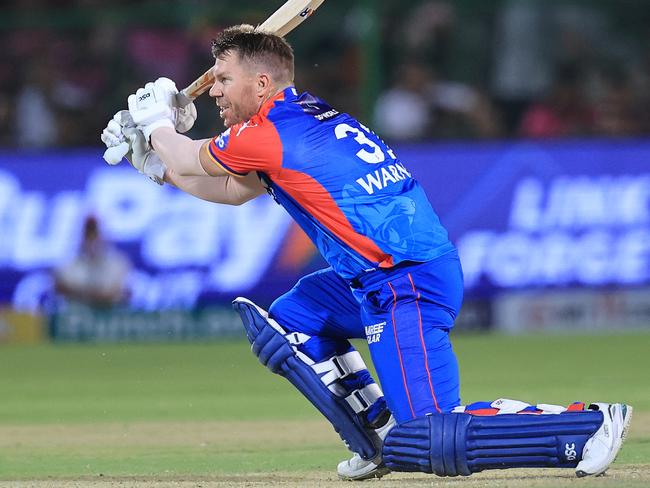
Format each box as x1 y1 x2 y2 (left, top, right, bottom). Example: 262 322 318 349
575 402 633 477
337 415 396 481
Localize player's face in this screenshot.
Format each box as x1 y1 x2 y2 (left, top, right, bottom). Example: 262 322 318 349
209 52 260 128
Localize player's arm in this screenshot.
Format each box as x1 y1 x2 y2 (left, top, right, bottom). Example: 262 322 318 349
164 169 266 205
129 78 281 178
150 127 229 177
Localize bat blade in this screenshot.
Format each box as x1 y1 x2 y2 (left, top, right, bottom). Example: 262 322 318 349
178 0 326 103
258 0 326 36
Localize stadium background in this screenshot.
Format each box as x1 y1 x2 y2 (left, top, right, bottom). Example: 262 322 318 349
0 0 649 485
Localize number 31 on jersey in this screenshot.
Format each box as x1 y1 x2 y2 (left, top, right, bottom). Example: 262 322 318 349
334 122 396 164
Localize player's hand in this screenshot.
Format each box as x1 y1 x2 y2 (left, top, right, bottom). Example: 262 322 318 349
100 110 165 185
123 126 166 185
101 110 132 165
127 77 197 140
175 99 197 134
128 77 177 141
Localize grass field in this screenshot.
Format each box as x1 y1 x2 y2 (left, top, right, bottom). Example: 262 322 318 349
1 333 649 487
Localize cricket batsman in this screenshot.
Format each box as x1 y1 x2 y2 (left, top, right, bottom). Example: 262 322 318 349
101 25 632 480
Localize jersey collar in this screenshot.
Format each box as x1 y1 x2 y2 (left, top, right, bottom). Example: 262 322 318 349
258 86 297 117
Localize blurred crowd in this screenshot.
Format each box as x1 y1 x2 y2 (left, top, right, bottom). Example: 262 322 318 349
1 0 650 147
53 215 131 308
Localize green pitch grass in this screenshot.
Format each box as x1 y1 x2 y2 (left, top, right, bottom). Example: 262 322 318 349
0 333 648 487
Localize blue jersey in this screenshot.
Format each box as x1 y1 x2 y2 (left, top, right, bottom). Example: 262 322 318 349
206 87 454 280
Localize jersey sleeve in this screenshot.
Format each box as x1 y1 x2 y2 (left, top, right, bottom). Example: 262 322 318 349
205 117 284 176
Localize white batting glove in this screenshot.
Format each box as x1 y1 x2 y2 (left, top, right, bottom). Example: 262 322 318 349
128 77 176 141
100 110 166 185
101 110 133 165
127 77 197 140
175 100 197 134
123 126 166 185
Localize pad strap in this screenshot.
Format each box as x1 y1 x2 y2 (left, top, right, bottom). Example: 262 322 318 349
312 351 366 386
345 384 383 413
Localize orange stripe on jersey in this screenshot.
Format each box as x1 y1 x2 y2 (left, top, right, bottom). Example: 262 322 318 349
278 167 393 267
207 92 286 176
204 143 248 177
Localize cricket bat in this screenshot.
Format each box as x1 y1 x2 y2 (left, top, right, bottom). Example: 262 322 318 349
176 0 326 106
104 0 325 165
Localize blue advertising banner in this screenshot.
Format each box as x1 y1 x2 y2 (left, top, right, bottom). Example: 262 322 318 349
0 149 305 311
401 139 649 295
1 139 648 311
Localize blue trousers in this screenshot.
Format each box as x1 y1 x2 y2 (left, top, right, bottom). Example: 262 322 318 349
269 250 464 423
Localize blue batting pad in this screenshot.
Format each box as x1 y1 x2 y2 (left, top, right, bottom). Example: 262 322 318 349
383 410 603 476
233 297 379 460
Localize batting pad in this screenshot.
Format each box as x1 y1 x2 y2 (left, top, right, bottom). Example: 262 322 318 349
383 410 603 476
233 297 379 460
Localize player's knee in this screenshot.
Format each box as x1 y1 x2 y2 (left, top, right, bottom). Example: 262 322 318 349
268 294 300 332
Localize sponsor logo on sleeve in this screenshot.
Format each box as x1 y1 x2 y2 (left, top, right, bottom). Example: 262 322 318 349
216 128 231 150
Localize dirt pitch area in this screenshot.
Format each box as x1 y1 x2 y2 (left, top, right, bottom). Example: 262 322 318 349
2 467 649 488
1 413 648 488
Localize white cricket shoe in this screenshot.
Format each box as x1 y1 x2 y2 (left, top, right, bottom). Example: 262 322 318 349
337 415 396 481
575 403 633 477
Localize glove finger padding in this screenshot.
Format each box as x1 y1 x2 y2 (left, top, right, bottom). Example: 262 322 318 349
101 111 134 165
128 78 178 141
175 102 197 133
101 109 166 184
103 142 130 165
113 109 135 128
101 119 124 147
154 77 177 93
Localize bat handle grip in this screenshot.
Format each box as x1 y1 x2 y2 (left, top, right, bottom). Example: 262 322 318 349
176 67 215 107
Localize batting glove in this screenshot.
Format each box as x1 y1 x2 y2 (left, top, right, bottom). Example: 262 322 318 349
123 126 166 185
175 99 197 134
127 77 197 141
101 110 132 165
100 110 166 185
